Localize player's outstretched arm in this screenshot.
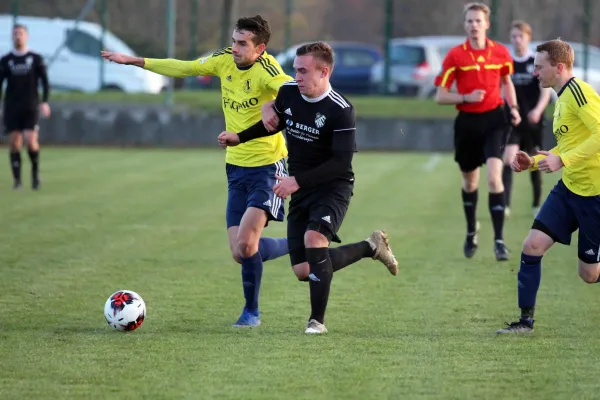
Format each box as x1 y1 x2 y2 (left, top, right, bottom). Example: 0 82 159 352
101 51 212 78
236 118 284 144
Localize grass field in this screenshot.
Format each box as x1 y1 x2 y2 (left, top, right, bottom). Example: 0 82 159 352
1 148 598 399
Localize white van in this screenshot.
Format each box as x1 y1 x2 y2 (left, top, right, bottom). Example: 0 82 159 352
0 15 167 94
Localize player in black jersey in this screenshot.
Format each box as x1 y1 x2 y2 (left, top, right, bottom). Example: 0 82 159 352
218 42 399 334
0 24 50 190
503 21 551 218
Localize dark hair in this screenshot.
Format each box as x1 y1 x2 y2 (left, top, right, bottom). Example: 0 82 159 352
296 42 335 68
12 23 27 32
235 15 270 46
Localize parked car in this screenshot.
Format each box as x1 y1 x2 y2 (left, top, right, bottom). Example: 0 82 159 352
0 15 167 93
276 41 382 95
370 35 465 98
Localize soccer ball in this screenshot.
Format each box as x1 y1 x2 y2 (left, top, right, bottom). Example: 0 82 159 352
104 290 146 332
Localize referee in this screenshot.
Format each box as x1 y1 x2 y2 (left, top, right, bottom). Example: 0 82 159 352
0 24 50 190
434 2 520 261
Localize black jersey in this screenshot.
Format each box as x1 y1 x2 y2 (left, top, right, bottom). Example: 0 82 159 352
510 51 541 115
0 50 49 109
238 80 357 189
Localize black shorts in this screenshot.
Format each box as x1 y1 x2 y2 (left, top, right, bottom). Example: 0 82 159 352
287 182 353 266
453 106 508 172
506 121 544 155
3 107 39 134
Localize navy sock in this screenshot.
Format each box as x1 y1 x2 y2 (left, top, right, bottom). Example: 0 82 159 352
258 237 289 262
518 253 542 322
240 252 263 314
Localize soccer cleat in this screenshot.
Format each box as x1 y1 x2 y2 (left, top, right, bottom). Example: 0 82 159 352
464 233 478 258
532 206 541 219
366 230 399 275
32 178 40 191
12 179 21 190
494 240 509 261
232 308 261 328
504 206 511 219
305 319 328 334
495 319 534 334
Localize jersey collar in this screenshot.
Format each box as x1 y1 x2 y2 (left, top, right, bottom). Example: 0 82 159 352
301 85 332 103
556 76 576 98
511 48 535 62
11 48 29 56
463 38 494 51
236 50 266 71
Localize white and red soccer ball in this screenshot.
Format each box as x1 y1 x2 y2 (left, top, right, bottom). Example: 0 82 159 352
104 290 146 332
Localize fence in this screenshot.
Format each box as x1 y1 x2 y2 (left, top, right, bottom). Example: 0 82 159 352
0 0 597 96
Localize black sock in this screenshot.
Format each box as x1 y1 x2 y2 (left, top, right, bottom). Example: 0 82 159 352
28 149 39 181
329 241 374 272
502 165 513 207
461 189 478 234
489 192 505 241
530 170 542 208
9 151 21 182
306 247 333 324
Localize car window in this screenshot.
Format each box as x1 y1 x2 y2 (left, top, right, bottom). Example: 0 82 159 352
66 29 101 58
389 45 425 65
338 49 378 67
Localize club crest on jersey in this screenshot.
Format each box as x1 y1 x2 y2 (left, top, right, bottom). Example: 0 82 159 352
526 63 534 74
243 79 252 93
315 112 326 128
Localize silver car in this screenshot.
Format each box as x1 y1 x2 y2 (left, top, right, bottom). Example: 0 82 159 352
370 35 465 98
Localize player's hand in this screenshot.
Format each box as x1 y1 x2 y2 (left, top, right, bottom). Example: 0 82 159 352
39 102 51 118
262 102 280 132
511 150 534 172
217 131 240 148
537 150 563 173
100 51 132 65
273 175 299 199
510 107 521 126
528 108 543 124
465 89 486 103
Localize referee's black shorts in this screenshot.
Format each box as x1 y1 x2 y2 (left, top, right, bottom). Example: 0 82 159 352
453 106 508 172
3 105 39 135
506 120 544 156
287 182 353 266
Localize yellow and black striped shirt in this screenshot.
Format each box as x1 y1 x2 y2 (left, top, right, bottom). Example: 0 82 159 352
144 48 292 167
532 77 600 196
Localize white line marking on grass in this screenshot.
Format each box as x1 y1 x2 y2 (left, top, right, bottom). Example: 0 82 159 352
422 153 441 171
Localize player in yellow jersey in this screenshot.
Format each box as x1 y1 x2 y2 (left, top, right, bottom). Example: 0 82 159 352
496 39 600 334
101 16 294 328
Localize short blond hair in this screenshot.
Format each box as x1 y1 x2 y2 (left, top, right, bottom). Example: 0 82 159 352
511 20 532 37
536 39 574 70
463 2 491 19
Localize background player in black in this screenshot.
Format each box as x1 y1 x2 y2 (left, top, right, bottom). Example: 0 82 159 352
503 20 551 218
218 42 399 334
0 24 50 190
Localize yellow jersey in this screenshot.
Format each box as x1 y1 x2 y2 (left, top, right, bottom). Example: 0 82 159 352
532 77 600 196
143 47 293 167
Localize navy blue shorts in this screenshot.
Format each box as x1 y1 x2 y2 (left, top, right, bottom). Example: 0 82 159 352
225 159 287 228
533 179 600 264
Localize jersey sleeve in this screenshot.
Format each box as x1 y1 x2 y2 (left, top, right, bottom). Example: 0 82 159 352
434 50 457 89
500 46 514 76
143 48 226 78
331 107 358 153
561 91 600 167
35 54 50 102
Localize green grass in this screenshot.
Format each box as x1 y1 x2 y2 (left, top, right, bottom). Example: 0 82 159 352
51 90 461 119
0 148 597 399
